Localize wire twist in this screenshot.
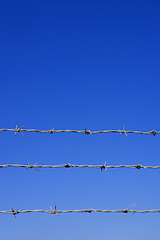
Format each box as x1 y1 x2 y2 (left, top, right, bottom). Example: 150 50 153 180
0 207 159 217
0 125 159 136
0 163 160 171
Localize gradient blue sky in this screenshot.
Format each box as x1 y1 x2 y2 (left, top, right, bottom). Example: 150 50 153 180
0 1 160 239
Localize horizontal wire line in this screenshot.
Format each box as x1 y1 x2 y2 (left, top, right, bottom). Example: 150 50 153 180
0 207 160 217
0 163 160 171
0 125 159 136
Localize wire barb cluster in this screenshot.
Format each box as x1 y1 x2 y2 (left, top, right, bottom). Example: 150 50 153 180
0 207 160 218
0 163 160 171
0 125 159 136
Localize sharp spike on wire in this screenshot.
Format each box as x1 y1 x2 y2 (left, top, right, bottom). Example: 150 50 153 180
0 127 159 136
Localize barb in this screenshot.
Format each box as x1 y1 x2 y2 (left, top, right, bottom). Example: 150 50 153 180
0 126 159 136
27 162 39 171
50 205 59 217
0 163 160 171
0 207 159 217
101 162 107 171
11 208 19 218
120 125 128 137
15 125 24 136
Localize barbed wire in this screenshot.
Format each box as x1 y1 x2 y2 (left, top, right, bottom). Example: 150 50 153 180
0 163 160 171
0 125 159 136
0 207 159 218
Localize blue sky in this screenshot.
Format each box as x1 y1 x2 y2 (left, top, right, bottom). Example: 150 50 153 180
0 1 160 239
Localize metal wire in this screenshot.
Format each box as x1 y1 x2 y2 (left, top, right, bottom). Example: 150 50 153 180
0 207 159 218
0 125 159 136
1 126 159 220
0 163 160 171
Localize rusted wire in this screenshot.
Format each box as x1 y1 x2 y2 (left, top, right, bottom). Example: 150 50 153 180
0 207 159 218
0 125 159 136
0 163 160 171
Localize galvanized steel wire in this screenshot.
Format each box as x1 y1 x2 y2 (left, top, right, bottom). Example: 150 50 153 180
0 163 160 171
0 207 160 218
0 125 159 136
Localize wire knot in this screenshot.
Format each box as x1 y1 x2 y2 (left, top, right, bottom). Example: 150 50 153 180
123 208 129 213
150 130 156 136
101 162 107 171
87 208 92 213
65 163 71 168
120 125 128 137
123 207 134 214
50 205 59 217
11 208 18 218
15 125 24 136
135 163 142 169
84 129 91 135
27 163 39 171
49 128 54 134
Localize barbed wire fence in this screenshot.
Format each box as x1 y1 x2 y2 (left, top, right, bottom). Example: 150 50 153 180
0 125 159 136
0 163 160 171
0 125 160 219
0 207 160 218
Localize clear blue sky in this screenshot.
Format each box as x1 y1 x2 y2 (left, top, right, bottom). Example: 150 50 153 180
0 1 160 239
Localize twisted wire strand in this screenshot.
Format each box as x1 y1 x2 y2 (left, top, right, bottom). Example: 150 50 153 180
0 207 160 218
0 163 160 171
0 125 159 136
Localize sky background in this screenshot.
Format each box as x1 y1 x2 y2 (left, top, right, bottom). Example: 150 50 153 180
0 0 160 239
